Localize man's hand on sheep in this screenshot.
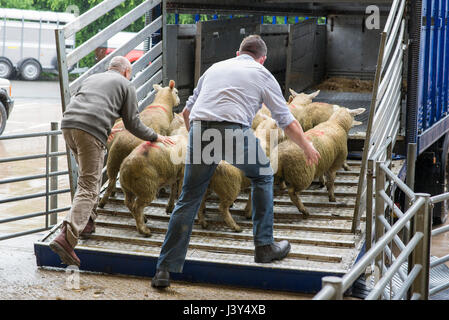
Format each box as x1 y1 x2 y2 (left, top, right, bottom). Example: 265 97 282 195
284 120 321 166
156 135 176 146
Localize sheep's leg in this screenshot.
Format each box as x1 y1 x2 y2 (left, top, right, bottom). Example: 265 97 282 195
319 175 326 188
219 200 242 232
123 189 135 212
342 162 351 171
325 171 337 202
166 182 178 214
98 172 117 208
198 189 210 229
131 198 152 237
244 192 252 219
288 187 309 217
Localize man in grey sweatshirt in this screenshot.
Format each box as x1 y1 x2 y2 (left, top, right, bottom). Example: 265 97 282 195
50 56 174 267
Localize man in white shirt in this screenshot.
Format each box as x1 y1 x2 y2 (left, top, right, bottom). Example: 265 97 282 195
152 35 320 288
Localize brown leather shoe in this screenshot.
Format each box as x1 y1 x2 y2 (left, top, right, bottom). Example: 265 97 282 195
49 226 80 267
80 218 96 238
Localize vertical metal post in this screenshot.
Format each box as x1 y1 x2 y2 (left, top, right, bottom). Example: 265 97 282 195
405 143 417 210
410 193 431 300
162 0 168 86
352 32 387 233
322 276 343 300
366 159 375 251
45 134 50 229
55 28 77 200
375 161 386 278
50 122 59 225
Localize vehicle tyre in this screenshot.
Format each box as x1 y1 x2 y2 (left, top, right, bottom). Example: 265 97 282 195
19 59 42 81
0 57 14 79
0 101 7 136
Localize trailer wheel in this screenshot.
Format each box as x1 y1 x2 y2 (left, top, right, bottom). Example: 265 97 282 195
19 59 42 81
0 57 14 79
0 102 7 136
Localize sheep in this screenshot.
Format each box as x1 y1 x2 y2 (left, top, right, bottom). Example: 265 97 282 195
119 133 188 236
251 104 271 130
270 107 366 217
197 161 252 232
197 116 286 233
99 80 180 208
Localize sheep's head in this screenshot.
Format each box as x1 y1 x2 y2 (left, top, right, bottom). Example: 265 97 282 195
330 107 366 132
289 89 320 106
153 80 181 107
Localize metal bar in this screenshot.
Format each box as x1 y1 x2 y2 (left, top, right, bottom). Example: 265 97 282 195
375 161 386 280
431 223 449 236
411 293 421 300
366 159 374 251
392 264 423 300
378 215 406 251
67 0 161 67
405 143 417 212
370 137 393 162
352 31 388 233
45 135 50 229
366 232 423 300
0 207 71 224
321 277 343 300
0 152 67 164
131 41 162 77
382 0 400 36
63 0 128 38
136 69 163 101
0 227 51 241
340 197 426 292
430 192 449 204
0 131 63 140
50 122 59 225
0 171 69 185
0 189 71 205
430 253 449 268
429 279 449 296
69 16 163 94
132 55 163 88
380 163 415 200
410 194 431 300
312 284 336 300
382 4 406 68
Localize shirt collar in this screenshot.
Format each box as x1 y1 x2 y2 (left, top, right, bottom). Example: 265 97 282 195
237 54 255 61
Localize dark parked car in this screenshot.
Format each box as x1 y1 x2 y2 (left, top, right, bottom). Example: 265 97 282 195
0 78 14 135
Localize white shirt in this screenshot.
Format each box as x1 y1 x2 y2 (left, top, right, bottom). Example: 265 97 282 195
185 54 296 129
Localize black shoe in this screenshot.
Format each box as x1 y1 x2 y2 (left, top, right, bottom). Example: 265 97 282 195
151 269 170 288
254 240 291 263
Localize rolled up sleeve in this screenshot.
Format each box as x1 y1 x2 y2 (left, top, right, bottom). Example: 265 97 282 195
261 74 296 130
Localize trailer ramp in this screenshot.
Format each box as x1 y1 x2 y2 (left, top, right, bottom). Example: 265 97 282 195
36 160 369 293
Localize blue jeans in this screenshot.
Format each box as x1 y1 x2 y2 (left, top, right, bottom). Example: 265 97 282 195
156 120 275 273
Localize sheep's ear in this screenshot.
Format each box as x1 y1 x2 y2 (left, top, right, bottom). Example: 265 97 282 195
352 120 363 127
169 80 175 89
308 90 320 99
287 96 293 104
153 84 162 91
348 108 366 116
289 88 298 97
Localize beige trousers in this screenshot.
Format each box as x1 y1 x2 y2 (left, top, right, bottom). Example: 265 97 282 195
62 128 106 248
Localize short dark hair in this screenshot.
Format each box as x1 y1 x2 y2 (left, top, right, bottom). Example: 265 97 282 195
239 35 267 59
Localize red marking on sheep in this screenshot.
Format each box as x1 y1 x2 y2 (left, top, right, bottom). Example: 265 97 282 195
142 105 168 114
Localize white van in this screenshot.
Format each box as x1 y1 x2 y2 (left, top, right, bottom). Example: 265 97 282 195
0 8 76 80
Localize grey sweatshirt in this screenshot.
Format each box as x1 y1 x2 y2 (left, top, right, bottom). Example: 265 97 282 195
61 70 158 146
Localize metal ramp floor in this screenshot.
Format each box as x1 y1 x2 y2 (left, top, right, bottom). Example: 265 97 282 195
35 160 367 293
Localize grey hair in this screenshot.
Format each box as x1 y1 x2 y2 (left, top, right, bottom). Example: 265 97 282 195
108 56 131 73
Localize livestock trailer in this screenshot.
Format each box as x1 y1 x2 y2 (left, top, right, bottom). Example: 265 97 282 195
33 0 449 294
0 8 76 80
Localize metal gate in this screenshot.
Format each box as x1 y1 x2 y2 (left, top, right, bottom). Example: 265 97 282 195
284 18 317 95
